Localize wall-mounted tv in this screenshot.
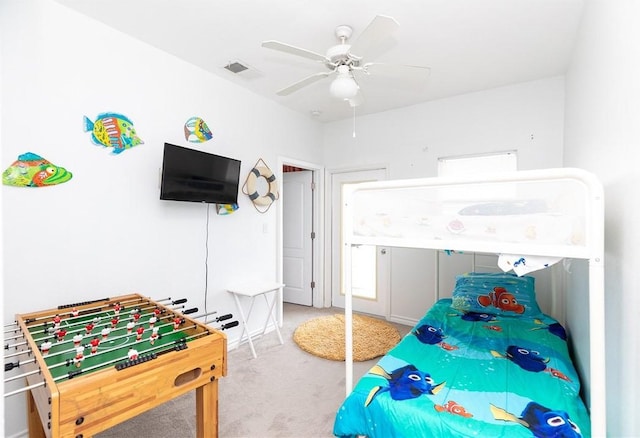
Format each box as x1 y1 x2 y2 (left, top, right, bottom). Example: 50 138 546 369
160 143 241 204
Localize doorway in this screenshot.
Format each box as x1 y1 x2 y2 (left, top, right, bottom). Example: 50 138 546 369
278 158 324 314
282 167 313 306
329 168 389 317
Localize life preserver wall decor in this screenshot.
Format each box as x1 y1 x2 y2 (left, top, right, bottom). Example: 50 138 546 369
242 158 279 213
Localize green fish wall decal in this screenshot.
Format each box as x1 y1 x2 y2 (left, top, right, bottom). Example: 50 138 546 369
2 152 72 187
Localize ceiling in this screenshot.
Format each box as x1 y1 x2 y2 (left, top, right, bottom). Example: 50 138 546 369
54 0 584 123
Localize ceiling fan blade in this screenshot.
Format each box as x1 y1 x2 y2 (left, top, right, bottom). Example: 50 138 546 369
348 15 400 59
276 71 333 96
363 62 431 79
262 40 329 63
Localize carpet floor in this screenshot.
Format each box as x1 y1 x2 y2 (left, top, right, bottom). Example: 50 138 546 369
95 303 410 438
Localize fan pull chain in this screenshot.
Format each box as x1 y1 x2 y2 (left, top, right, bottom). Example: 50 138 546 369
352 105 357 138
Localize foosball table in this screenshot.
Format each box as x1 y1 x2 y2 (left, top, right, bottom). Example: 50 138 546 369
4 293 234 438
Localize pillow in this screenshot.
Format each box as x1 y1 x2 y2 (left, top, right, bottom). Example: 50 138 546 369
451 272 543 318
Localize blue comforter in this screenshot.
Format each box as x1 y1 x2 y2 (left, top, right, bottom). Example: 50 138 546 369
333 299 591 437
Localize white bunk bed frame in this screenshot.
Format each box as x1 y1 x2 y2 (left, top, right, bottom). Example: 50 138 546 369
341 168 605 436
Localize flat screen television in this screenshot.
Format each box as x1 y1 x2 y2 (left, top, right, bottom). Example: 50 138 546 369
160 143 241 204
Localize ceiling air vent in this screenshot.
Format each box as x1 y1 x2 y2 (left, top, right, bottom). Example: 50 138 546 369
222 60 263 80
224 61 248 74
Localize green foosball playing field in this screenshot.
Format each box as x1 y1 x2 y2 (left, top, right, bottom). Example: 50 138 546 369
30 299 194 381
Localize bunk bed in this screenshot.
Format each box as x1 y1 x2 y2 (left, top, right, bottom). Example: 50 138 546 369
334 168 605 437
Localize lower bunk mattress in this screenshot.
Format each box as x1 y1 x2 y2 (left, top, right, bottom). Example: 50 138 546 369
333 298 591 437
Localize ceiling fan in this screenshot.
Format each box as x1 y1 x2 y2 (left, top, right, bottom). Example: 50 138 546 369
261 15 431 107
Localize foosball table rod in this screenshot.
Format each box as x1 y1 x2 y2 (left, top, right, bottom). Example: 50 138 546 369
3 333 201 398
3 380 50 398
4 357 36 373
4 307 199 370
4 331 25 342
25 304 189 346
189 311 239 330
23 299 189 338
3 322 201 390
17 297 139 325
3 295 164 330
4 325 22 335
215 320 239 330
4 333 25 347
14 296 182 331
42 309 202 369
4 348 32 359
32 308 199 362
191 311 230 323
4 321 212 398
4 364 39 382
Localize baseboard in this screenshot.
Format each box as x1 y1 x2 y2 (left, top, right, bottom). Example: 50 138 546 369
388 314 418 327
5 429 28 438
227 322 279 350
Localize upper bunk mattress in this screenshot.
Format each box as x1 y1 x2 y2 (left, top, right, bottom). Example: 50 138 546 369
343 168 603 259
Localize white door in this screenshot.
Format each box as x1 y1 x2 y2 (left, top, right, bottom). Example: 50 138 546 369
282 170 313 306
331 169 389 316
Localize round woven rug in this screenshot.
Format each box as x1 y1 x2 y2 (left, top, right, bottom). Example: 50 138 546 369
293 313 401 361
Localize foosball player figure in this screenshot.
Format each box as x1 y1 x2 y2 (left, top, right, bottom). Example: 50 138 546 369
132 310 141 323
52 314 62 329
101 325 110 341
148 315 157 329
127 348 138 361
126 320 135 334
85 321 95 334
113 301 122 316
173 316 183 330
73 346 85 368
73 333 83 347
56 328 67 343
89 337 100 354
136 326 144 342
149 326 159 345
71 307 79 317
153 306 162 318
41 340 52 356
111 316 119 329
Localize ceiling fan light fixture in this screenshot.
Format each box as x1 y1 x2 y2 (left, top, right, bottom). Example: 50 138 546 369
330 65 359 99
263 15 428 110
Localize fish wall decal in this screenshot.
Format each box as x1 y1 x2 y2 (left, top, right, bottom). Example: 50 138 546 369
2 152 72 187
84 112 143 154
184 117 213 143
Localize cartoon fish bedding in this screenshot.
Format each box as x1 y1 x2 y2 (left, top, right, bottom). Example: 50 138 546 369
333 273 591 438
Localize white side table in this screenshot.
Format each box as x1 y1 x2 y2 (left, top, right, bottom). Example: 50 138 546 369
227 282 285 358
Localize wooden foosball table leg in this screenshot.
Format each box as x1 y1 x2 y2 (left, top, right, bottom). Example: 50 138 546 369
196 378 219 438
27 391 46 438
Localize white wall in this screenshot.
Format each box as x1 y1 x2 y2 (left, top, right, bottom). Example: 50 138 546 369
4 0 633 436
323 77 566 322
564 0 640 436
0 1 322 436
323 76 565 176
